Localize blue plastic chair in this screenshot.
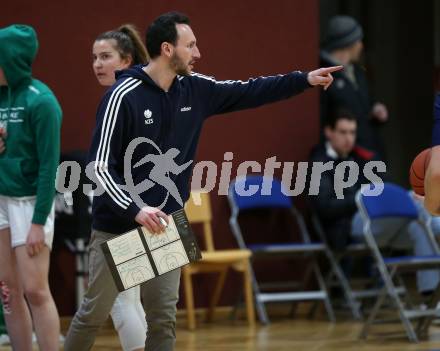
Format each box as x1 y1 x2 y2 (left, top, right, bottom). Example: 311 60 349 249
228 175 334 324
356 182 440 342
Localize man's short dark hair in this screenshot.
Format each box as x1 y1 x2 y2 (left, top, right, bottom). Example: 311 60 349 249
146 12 190 59
325 107 357 129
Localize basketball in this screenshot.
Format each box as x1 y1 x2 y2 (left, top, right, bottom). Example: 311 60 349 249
409 148 432 195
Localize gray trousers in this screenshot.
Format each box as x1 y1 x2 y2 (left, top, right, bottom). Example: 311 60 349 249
64 230 181 351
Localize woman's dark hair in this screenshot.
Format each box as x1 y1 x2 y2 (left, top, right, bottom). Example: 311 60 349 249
146 12 190 59
96 24 149 65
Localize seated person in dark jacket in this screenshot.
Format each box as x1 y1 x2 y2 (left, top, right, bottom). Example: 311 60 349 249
310 109 373 250
309 109 439 293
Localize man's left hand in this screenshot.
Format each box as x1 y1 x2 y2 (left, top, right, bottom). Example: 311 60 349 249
307 66 343 90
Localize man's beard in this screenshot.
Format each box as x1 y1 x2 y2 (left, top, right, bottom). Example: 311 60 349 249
170 53 191 76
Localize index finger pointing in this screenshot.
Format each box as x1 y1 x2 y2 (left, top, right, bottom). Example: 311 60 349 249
320 65 343 74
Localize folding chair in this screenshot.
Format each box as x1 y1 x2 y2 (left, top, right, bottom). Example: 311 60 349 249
356 182 440 342
182 191 255 330
228 175 335 324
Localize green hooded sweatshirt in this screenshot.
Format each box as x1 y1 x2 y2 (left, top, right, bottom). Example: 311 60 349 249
0 25 62 225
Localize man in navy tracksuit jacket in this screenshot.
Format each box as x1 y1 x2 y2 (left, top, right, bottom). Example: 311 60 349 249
89 65 315 235
65 12 342 351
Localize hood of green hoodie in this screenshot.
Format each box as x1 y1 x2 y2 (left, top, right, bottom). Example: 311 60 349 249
0 24 38 89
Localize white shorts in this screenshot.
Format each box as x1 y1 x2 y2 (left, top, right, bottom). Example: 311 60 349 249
0 195 55 249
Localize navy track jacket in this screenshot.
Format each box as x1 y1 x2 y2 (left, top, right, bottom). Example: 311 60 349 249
89 65 311 234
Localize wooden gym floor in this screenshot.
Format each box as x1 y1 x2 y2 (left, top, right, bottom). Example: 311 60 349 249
2 307 440 350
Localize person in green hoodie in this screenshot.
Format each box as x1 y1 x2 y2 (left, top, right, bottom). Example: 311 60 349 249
0 24 62 351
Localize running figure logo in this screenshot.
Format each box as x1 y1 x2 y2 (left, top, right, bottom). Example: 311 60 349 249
124 137 193 210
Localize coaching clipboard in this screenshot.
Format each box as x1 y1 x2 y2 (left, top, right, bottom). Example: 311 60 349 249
101 208 202 291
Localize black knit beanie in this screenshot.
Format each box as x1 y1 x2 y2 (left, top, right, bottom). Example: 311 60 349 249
324 15 363 51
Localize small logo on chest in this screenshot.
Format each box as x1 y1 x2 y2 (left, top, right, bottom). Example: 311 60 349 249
144 109 153 125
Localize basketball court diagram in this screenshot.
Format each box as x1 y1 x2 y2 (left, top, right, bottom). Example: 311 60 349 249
151 241 189 274
107 230 146 265
142 219 190 274
117 255 155 289
142 218 180 250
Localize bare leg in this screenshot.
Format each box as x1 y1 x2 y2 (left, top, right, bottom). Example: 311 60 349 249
0 228 33 351
15 245 60 351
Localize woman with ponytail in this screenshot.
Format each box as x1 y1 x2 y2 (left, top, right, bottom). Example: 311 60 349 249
90 24 148 351
93 24 149 85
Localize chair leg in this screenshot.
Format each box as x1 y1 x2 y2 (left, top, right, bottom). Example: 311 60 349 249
183 269 196 330
325 249 363 320
305 264 320 319
289 302 299 318
386 269 418 342
307 300 320 320
417 281 440 337
206 268 228 322
313 263 335 322
248 261 269 324
243 260 256 327
359 285 388 339
332 255 363 320
369 264 418 342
